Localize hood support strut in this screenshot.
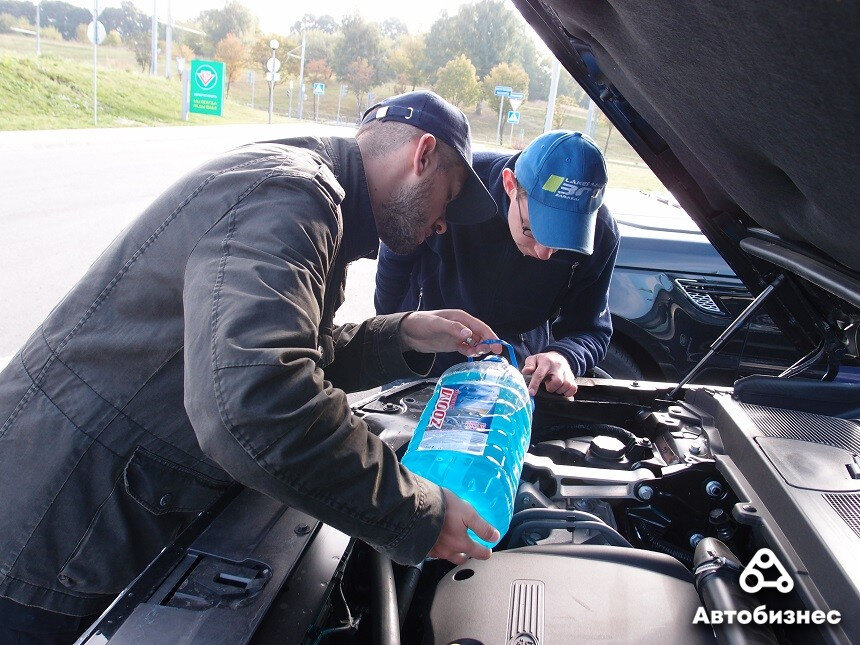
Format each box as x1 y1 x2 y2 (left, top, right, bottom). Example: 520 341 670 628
669 275 785 398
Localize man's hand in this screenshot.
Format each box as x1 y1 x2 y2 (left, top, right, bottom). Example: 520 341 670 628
400 309 503 358
522 351 578 397
429 488 500 565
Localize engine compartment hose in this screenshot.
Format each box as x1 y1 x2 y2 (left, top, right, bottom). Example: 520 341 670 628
544 423 638 448
693 538 778 644
635 521 693 567
396 562 423 629
370 551 400 645
507 508 632 548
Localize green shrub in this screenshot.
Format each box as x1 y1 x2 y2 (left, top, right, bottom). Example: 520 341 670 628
0 12 33 34
40 26 63 41
104 30 122 47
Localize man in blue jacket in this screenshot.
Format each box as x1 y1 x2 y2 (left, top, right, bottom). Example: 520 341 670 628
375 130 619 397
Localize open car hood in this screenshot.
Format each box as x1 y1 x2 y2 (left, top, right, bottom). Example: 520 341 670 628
514 0 859 360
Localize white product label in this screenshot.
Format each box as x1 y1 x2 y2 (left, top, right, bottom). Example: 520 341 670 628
417 384 499 456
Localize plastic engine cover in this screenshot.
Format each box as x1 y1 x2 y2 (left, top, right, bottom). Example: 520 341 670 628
430 545 714 644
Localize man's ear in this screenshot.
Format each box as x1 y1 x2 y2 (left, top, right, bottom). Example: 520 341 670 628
411 133 438 178
501 167 518 199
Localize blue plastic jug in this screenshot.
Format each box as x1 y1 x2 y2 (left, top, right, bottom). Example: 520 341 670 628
402 340 533 547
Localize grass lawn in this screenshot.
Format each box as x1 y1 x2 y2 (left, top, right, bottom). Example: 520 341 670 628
0 31 667 192
0 53 286 129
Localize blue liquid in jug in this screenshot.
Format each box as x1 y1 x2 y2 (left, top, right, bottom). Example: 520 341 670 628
402 356 533 547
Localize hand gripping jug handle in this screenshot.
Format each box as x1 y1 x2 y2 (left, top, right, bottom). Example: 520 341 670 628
467 338 519 370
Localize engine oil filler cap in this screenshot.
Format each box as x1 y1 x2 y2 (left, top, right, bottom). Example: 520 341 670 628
588 435 626 461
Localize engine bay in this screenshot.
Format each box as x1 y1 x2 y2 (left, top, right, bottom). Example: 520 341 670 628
77 377 859 644
306 377 858 644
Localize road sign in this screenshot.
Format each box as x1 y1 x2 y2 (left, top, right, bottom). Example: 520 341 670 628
265 72 281 82
189 59 225 116
507 110 521 124
508 97 523 111
494 85 512 97
313 82 325 95
87 20 105 45
509 91 524 99
265 57 281 73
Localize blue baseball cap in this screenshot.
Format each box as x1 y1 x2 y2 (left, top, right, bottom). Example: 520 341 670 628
361 91 496 224
514 131 608 254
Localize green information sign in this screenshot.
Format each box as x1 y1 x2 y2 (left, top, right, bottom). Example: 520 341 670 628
189 59 225 116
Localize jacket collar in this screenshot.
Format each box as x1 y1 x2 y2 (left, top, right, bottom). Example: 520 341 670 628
324 137 378 263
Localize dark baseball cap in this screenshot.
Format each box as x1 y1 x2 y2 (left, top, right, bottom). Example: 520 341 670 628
361 91 497 225
515 131 608 254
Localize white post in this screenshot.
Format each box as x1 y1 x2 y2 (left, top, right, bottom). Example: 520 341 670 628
288 79 293 118
585 99 598 138
544 58 561 132
164 0 172 78
35 1 41 56
92 0 98 125
296 33 306 120
182 65 189 120
496 95 505 145
150 0 158 76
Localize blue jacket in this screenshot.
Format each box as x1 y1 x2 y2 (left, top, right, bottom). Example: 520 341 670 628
375 151 620 376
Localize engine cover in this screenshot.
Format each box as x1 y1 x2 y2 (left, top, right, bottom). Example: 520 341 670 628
430 545 714 644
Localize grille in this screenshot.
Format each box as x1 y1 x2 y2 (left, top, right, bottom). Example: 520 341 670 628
740 403 860 454
508 579 545 644
675 279 724 314
824 493 860 540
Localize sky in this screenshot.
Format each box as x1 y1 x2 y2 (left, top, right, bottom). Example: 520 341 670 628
70 0 492 35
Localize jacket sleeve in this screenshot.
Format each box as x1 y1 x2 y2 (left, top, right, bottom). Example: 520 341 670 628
544 218 620 376
323 314 434 393
374 242 420 314
183 175 444 565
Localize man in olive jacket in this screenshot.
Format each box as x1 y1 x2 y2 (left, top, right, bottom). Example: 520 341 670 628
0 91 500 641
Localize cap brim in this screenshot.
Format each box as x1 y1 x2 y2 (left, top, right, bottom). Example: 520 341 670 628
445 165 497 225
529 201 598 255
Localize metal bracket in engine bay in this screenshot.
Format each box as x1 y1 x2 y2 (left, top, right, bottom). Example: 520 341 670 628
523 453 657 500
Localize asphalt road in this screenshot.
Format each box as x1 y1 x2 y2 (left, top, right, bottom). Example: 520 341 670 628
0 123 379 367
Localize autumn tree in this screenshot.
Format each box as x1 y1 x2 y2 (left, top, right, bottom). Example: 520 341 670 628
215 33 247 97
346 58 375 119
305 58 333 83
434 55 482 109
333 15 381 83
388 34 428 91
482 62 529 106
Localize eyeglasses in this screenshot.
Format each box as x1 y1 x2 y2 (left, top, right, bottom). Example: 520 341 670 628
516 192 535 239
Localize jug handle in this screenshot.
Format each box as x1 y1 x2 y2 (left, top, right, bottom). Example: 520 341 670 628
467 339 519 370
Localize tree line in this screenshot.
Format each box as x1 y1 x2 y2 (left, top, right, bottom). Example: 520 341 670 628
0 0 586 118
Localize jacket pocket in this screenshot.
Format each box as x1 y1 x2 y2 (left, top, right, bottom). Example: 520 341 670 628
57 446 230 595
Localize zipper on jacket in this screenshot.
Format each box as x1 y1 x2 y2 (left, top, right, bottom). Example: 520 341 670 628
416 287 424 311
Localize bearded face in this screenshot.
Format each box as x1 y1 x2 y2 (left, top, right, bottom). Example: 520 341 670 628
375 173 437 255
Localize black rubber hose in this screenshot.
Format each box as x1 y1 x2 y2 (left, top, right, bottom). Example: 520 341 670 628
507 508 632 548
543 422 637 447
636 521 694 567
694 538 778 645
396 563 423 629
508 519 633 548
370 551 400 645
